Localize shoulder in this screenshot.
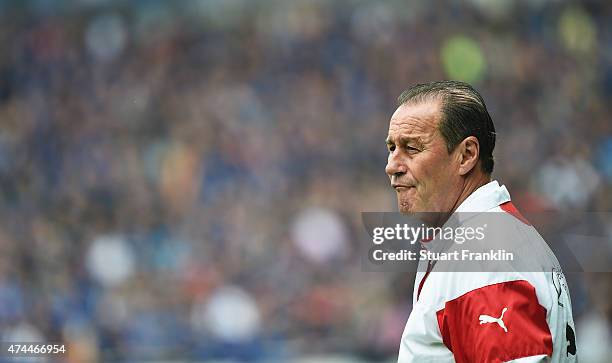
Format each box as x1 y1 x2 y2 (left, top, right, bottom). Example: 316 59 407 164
433 273 554 362
466 202 561 273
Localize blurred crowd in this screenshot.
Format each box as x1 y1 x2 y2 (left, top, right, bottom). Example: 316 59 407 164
0 0 611 362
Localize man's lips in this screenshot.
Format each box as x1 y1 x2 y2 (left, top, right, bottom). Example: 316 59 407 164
392 184 414 190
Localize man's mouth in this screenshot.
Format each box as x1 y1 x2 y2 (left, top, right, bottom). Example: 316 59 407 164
392 184 414 190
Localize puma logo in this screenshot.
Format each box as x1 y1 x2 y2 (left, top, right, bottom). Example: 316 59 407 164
479 307 508 333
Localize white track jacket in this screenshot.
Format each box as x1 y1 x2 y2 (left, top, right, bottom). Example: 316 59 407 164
398 181 577 363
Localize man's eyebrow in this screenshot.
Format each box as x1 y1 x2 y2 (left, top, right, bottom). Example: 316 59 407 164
403 136 424 147
387 135 424 146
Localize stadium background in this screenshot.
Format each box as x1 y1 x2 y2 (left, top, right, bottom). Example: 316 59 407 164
0 0 611 362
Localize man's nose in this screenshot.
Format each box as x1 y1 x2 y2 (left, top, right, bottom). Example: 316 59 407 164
385 152 407 177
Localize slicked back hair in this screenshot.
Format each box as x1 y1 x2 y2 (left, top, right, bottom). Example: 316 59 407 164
397 80 496 174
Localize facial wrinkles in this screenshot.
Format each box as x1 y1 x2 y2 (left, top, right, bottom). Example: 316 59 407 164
388 102 441 149
388 115 434 147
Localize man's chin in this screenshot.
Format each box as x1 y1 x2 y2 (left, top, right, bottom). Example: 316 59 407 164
398 200 419 214
399 207 450 227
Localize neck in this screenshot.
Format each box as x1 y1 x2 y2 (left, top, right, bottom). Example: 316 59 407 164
421 173 492 228
450 172 491 214
428 173 491 227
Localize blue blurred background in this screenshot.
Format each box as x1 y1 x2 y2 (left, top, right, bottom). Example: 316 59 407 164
0 0 611 362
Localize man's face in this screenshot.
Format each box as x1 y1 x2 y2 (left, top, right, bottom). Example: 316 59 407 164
385 101 462 214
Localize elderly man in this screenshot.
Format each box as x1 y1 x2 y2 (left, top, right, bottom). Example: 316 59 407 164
386 81 577 362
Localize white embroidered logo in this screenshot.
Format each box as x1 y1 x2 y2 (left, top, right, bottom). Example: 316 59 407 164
479 307 508 333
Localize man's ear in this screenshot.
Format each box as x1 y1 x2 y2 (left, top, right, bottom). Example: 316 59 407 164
457 136 480 176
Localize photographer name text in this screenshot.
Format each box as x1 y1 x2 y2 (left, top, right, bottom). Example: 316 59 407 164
371 248 514 262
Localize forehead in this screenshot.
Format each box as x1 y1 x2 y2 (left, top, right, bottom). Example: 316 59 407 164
387 101 442 139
